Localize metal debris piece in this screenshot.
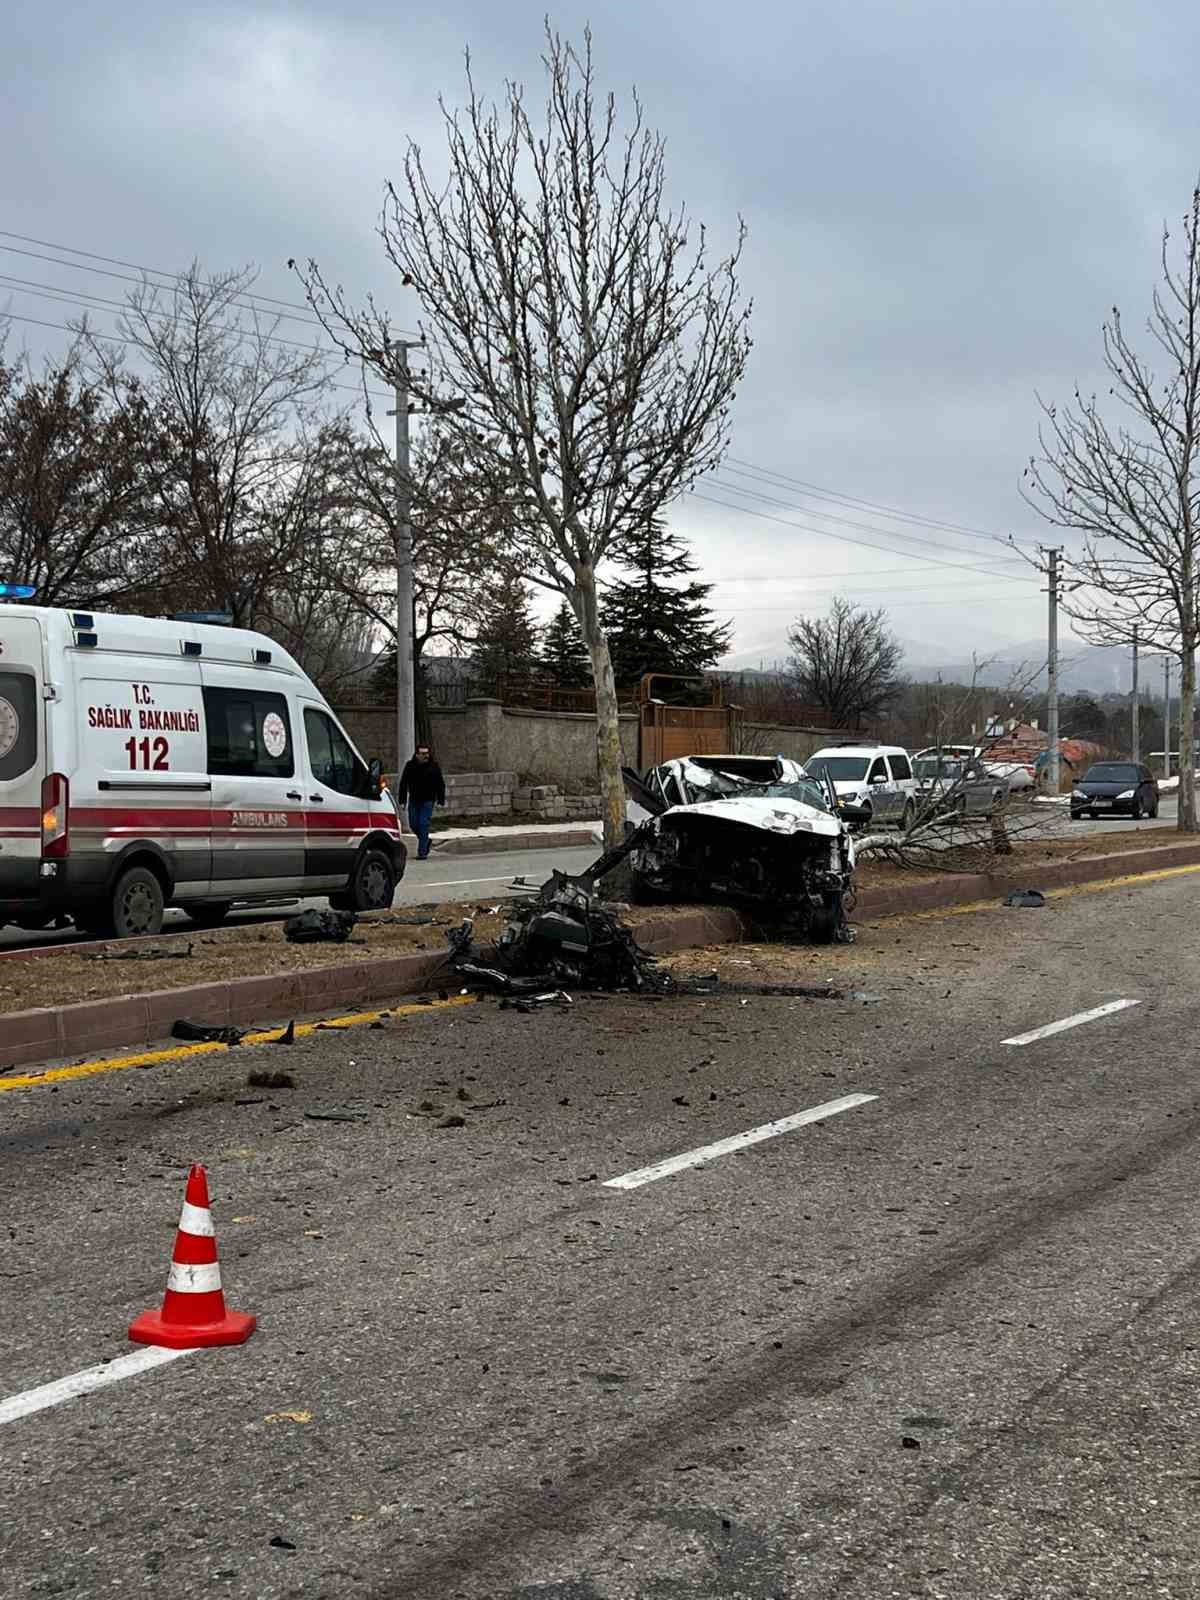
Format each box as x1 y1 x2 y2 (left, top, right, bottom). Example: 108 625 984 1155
171 1020 246 1045
449 876 659 995
284 909 357 944
304 1109 369 1123
1004 888 1046 908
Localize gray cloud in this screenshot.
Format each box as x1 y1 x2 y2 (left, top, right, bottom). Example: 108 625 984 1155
4 0 1199 670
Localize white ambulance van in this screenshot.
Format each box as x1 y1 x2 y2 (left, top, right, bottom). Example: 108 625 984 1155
0 605 406 937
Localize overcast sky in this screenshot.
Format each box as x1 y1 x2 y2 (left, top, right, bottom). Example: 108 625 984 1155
5 0 1200 672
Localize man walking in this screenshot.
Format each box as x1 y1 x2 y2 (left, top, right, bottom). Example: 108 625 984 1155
397 744 446 861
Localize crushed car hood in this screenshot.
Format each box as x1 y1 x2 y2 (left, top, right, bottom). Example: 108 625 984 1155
659 796 844 837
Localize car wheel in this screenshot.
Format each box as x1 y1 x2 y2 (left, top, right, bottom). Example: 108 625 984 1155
900 800 915 832
809 893 843 945
1070 810 1083 821
344 847 397 913
1151 797 1160 819
110 866 165 939
179 901 233 929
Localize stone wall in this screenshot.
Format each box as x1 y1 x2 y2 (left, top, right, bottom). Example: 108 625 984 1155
338 698 638 788
336 699 844 784
444 771 516 817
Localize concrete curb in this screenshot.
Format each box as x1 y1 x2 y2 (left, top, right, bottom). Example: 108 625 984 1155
5 841 1199 1070
429 825 600 856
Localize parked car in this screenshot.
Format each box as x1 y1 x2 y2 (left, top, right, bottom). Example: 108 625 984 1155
912 753 1010 820
621 754 868 941
805 743 917 828
1070 762 1160 820
913 745 1034 792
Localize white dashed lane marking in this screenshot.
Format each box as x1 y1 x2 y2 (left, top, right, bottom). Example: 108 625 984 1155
603 1094 879 1190
1002 998 1141 1047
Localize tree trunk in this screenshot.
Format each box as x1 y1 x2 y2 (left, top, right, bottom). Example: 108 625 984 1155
1179 639 1197 832
574 570 628 857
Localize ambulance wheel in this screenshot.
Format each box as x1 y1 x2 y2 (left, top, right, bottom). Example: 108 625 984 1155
110 866 165 939
340 847 397 913
179 902 232 929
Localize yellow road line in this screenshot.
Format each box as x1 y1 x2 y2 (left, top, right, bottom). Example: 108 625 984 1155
871 860 1200 926
0 993 478 1094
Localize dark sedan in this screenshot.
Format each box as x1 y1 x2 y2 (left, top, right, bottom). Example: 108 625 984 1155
1070 762 1160 820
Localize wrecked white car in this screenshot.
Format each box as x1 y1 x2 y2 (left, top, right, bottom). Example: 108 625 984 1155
620 755 868 942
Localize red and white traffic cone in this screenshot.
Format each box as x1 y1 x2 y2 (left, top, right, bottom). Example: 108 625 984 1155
129 1164 256 1349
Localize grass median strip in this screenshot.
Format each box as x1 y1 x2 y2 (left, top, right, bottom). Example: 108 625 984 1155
0 993 479 1094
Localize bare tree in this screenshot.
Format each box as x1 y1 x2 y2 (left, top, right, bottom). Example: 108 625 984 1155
1024 183 1200 833
0 339 162 605
788 596 904 729
316 420 500 675
298 26 752 846
83 264 334 626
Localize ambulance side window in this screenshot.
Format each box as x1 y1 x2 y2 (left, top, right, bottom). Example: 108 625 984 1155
0 671 37 781
203 688 294 778
304 708 371 799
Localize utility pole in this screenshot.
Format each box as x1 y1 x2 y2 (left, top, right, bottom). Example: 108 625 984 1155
370 338 425 776
1164 655 1172 780
1131 626 1139 764
1043 546 1062 794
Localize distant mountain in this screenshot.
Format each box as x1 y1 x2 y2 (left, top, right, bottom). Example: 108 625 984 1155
900 636 1138 696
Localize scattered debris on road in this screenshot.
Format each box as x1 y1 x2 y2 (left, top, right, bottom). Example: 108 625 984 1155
1004 888 1047 908
449 872 658 994
284 909 357 944
170 1019 246 1045
247 1069 295 1089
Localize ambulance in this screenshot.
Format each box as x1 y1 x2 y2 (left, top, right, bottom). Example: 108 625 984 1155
0 603 407 937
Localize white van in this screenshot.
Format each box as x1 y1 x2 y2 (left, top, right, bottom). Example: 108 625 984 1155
805 742 917 827
0 605 406 937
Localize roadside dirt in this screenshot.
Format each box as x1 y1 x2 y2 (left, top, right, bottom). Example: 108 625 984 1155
856 823 1182 888
0 905 507 1016
0 826 1186 1017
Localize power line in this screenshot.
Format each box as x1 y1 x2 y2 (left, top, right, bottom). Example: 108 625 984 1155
0 309 389 402
709 471 1027 566
724 455 1035 549
0 227 422 340
0 271 377 370
691 490 1037 583
721 585 1037 612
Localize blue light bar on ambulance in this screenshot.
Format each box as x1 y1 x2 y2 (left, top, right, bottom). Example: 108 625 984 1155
169 611 234 625
0 584 37 599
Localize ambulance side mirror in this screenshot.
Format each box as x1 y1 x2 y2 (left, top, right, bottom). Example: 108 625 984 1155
369 757 384 797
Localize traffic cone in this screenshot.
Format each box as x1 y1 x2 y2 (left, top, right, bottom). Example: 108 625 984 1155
129 1164 256 1348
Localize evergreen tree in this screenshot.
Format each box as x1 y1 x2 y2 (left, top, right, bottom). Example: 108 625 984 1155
470 574 540 687
600 519 731 686
541 601 590 686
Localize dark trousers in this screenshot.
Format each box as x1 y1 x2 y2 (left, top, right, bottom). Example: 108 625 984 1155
408 799 434 858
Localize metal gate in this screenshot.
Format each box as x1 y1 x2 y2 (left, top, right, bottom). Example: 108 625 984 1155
638 674 736 769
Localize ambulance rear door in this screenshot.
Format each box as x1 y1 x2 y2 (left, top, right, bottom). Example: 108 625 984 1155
0 612 47 903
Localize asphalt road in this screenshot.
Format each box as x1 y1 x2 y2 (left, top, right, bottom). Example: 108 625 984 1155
0 844 601 952
4 866 1200 1596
